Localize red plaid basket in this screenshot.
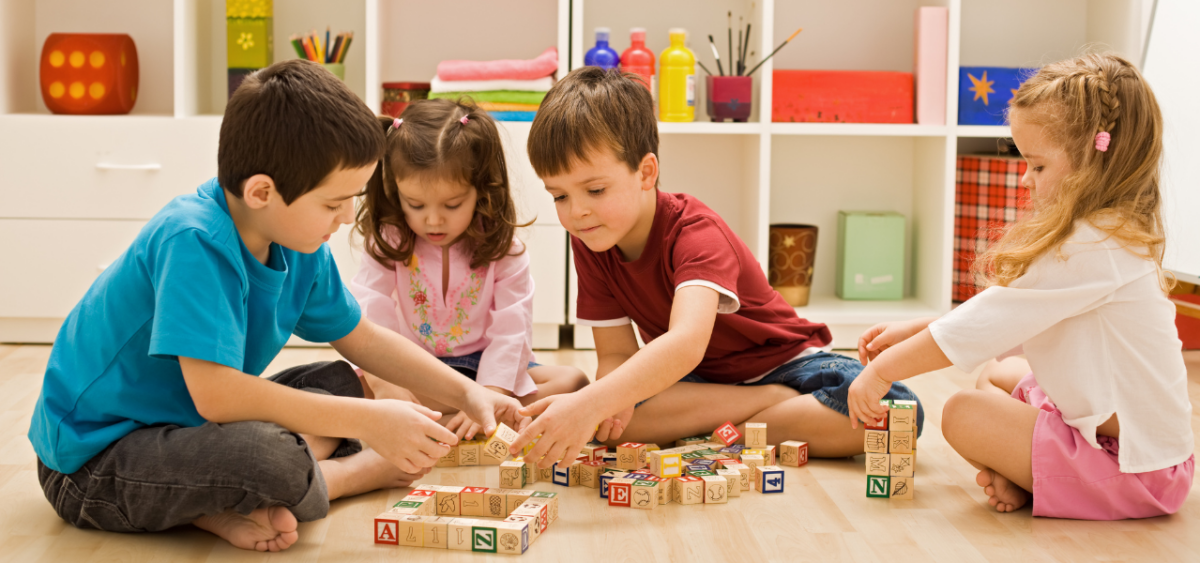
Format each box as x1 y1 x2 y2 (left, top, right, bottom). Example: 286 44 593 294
954 155 1030 302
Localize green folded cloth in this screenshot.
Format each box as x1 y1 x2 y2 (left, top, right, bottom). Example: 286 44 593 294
429 90 547 105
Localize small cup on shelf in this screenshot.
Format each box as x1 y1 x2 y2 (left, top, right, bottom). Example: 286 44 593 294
381 81 431 117
769 224 818 307
706 75 752 122
321 63 345 81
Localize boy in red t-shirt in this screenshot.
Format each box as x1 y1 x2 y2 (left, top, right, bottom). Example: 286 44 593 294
510 68 922 467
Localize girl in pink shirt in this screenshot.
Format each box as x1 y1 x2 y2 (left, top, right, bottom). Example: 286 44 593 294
353 99 588 439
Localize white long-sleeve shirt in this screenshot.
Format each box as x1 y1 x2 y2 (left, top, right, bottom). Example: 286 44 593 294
930 220 1193 473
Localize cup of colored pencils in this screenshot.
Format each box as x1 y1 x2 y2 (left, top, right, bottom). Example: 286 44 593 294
291 28 354 80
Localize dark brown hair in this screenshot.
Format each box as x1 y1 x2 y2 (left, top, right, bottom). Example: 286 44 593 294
219 59 384 204
357 98 529 269
528 67 658 184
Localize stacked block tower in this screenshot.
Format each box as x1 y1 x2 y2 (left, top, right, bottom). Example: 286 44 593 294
226 0 273 98
864 399 918 499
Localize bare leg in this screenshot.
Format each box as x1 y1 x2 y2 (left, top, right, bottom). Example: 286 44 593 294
736 395 868 457
976 357 1031 396
318 448 430 501
193 507 299 552
942 389 1039 512
298 434 342 461
523 365 590 406
603 382 799 447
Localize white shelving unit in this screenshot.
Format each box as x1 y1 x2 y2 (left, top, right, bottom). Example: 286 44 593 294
0 0 1149 349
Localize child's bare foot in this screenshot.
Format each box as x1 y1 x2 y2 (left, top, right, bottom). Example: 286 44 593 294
194 506 299 552
319 447 430 500
976 468 1029 512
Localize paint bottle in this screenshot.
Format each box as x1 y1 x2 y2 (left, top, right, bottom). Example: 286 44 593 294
584 27 620 70
659 28 695 122
620 27 656 97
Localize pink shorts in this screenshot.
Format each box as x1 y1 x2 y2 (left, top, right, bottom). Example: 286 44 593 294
1014 373 1194 520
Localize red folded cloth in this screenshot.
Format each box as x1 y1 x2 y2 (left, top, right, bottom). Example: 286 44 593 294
437 47 558 82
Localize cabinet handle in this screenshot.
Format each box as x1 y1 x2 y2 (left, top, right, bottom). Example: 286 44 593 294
95 163 162 171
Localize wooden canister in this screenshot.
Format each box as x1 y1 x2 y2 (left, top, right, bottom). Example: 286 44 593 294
769 224 818 306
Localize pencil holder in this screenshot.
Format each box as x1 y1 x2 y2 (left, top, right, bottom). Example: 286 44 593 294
769 224 818 307
322 63 345 81
706 75 752 122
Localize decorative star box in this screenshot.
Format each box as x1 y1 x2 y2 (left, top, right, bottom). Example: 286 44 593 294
957 66 1037 126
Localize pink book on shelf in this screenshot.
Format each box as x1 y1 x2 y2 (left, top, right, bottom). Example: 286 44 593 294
914 7 948 125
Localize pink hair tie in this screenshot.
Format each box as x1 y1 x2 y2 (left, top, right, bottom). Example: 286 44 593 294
388 118 402 132
1095 131 1111 152
459 115 470 125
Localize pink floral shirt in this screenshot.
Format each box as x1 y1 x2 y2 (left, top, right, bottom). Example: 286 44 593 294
351 235 537 396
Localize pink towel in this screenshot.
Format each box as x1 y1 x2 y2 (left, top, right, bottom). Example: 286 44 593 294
437 47 558 81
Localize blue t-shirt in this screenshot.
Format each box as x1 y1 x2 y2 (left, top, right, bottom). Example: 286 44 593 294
29 178 362 474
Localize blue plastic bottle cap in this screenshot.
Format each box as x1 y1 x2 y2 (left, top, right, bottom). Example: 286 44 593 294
595 27 611 42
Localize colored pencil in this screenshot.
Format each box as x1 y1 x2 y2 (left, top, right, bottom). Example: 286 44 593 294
290 36 306 59
339 33 353 63
324 26 331 63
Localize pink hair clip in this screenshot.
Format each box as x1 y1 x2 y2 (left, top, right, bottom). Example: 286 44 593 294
388 118 402 133
1095 131 1111 152
459 115 470 125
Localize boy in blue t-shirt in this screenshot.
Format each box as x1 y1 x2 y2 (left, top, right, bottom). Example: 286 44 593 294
28 60 526 552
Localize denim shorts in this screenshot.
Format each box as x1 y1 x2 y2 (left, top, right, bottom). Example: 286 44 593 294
657 351 924 436
439 350 540 380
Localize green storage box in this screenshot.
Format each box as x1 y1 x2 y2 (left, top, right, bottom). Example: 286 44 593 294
836 211 906 300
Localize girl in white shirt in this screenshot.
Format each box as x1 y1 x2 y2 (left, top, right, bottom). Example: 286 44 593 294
846 53 1193 519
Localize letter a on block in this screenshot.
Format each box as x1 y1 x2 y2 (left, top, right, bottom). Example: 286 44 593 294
375 517 399 545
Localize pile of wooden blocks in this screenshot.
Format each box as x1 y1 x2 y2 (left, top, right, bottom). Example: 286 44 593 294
432 421 521 468
864 399 918 499
373 483 559 555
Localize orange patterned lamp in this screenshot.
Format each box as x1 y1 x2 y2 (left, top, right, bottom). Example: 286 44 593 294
40 33 139 115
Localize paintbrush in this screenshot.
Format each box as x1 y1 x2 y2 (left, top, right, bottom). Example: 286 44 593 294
745 27 802 77
708 34 724 76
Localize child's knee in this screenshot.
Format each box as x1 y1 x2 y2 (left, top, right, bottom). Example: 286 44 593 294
567 367 590 391
941 390 987 445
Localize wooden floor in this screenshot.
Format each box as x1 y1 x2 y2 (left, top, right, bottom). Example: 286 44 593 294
1 344 1198 562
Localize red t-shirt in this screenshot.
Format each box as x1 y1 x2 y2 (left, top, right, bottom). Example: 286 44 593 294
573 190 831 383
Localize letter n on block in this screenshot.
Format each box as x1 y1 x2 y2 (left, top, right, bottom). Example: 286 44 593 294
867 475 891 498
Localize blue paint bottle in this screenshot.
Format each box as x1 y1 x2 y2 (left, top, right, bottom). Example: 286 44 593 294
584 27 620 70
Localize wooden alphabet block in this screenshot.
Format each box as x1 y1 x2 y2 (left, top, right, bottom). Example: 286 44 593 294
481 423 519 465
435 486 464 516
551 460 580 487
716 468 742 497
435 445 459 467
725 463 752 491
582 443 608 461
529 490 559 522
754 465 785 494
631 480 660 509
866 475 891 498
765 445 777 465
701 475 728 503
458 440 481 466
510 500 548 532
648 451 683 478
471 524 499 553
675 436 707 447
505 490 534 515
617 442 647 470
864 430 889 454
889 453 915 477
423 516 449 549
608 478 634 507
499 461 526 489
538 465 554 482
504 515 540 545
712 421 742 446
744 422 768 448
481 489 509 519
579 460 605 488
719 444 745 458
599 473 616 499
889 400 916 433
397 514 425 547
779 440 809 467
495 521 529 555
637 475 672 505
865 453 890 476
740 454 764 474
889 476 914 499
675 475 704 505
866 399 891 430
889 431 914 454
374 512 401 544
447 518 476 551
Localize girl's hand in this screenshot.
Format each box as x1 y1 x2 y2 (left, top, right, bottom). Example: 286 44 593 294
363 372 423 404
510 394 604 469
847 365 893 429
595 406 634 442
361 400 456 473
459 386 529 439
445 410 482 441
858 320 924 365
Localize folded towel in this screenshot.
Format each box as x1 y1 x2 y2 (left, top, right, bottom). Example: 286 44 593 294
430 75 554 94
489 111 537 122
430 90 547 106
437 47 558 82
477 102 541 112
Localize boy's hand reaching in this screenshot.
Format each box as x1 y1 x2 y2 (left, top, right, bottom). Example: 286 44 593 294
363 400 457 473
444 410 482 441
458 386 529 439
847 365 893 429
595 405 634 442
510 394 603 469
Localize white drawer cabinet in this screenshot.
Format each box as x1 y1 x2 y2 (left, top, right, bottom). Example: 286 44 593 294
0 116 220 220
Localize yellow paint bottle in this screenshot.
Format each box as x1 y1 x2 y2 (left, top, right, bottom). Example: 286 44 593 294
659 28 695 122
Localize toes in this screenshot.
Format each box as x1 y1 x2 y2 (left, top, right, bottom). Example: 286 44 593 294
984 485 995 497
280 530 300 549
976 469 993 487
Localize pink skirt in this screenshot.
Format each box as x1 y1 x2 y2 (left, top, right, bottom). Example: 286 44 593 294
1013 373 1194 520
